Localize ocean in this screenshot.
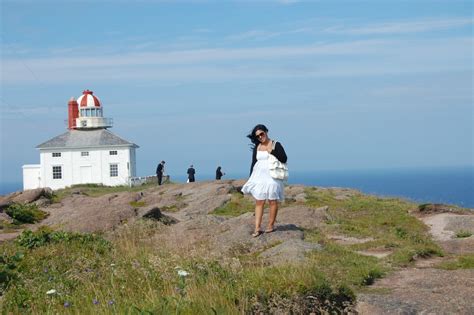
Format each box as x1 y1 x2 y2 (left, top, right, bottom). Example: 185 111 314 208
2 166 473 208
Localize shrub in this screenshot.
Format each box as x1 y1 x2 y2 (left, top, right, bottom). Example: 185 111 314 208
5 203 48 225
16 227 111 251
0 252 24 293
456 230 472 238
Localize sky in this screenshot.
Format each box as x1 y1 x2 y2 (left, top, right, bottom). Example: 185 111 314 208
1 0 473 184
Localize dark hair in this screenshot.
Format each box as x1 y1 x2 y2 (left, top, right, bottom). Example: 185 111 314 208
247 124 268 147
216 166 221 170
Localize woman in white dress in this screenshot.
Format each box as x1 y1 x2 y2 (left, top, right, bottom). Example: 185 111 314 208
242 124 287 237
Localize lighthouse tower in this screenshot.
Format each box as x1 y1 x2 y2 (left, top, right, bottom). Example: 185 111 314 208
69 89 112 129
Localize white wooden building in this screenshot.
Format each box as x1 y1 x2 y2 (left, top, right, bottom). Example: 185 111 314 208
22 90 138 190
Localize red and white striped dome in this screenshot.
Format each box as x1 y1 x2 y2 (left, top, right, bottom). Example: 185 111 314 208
77 90 101 108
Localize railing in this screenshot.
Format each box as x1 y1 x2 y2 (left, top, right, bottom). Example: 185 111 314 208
129 175 170 187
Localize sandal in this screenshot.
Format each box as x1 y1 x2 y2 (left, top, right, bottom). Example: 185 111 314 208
265 227 276 233
252 230 263 237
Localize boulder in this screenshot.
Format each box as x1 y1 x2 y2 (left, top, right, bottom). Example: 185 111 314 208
11 188 52 204
141 207 178 225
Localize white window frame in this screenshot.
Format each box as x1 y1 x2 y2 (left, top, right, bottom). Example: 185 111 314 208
109 150 118 156
81 151 89 157
52 152 61 157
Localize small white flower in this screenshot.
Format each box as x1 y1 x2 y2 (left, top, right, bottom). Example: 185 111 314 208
177 269 189 277
110 263 116 267
46 289 57 295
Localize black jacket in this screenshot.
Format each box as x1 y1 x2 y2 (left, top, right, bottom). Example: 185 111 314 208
156 163 164 174
250 141 287 176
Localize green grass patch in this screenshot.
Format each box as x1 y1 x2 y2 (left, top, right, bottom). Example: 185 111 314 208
211 193 255 217
304 188 443 266
455 230 472 238
129 201 146 208
161 205 179 212
50 182 158 203
307 241 386 287
436 254 474 270
0 219 21 232
5 203 48 225
0 222 356 314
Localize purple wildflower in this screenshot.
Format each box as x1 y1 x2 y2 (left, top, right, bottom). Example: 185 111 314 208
43 268 48 273
93 299 99 305
64 301 71 308
108 299 115 306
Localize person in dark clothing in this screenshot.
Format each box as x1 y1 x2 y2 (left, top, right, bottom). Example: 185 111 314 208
215 166 225 180
156 161 165 185
187 165 196 183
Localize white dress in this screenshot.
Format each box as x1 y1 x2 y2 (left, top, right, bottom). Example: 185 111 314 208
242 150 285 201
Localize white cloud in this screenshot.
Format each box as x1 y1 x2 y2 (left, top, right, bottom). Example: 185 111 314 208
325 17 474 35
1 37 471 84
226 27 312 42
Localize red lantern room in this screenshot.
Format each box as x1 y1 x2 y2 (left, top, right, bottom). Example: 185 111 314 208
77 89 101 108
68 89 112 130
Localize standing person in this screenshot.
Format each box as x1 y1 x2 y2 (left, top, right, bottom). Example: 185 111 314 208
242 124 287 237
187 165 196 183
156 161 165 185
216 166 225 180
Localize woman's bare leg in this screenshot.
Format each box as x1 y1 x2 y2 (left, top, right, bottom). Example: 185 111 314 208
267 200 278 231
254 200 265 233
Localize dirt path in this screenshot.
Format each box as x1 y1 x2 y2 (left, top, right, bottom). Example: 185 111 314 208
357 211 474 315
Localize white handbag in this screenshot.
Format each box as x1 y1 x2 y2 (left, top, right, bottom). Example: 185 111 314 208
268 141 288 180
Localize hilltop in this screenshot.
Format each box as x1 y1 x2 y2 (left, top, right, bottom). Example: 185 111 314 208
1 181 473 314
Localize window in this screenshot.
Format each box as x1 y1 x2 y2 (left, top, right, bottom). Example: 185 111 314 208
52 166 62 179
81 151 89 157
109 150 118 156
52 152 61 157
110 164 118 177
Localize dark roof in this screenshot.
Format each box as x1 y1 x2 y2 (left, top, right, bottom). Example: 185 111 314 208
36 129 139 149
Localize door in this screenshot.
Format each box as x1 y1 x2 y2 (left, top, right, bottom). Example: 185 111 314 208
80 166 92 184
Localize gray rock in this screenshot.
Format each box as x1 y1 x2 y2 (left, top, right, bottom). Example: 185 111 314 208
12 188 52 204
259 239 322 265
142 207 178 225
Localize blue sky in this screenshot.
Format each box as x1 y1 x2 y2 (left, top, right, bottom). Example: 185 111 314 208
1 0 473 183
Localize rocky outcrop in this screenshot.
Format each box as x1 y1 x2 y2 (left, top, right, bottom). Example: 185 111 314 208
0 188 52 211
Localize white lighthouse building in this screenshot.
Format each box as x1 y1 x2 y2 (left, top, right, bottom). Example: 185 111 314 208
22 90 139 190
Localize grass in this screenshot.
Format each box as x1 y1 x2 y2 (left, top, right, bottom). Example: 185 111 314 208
304 188 443 266
436 254 474 270
0 222 356 313
129 201 146 208
304 229 386 287
455 230 472 238
50 183 160 203
0 220 21 233
161 205 180 212
211 193 255 217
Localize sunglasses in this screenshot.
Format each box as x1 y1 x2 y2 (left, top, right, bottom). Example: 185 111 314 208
256 132 266 138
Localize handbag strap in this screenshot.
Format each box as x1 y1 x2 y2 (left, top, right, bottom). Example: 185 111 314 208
271 140 276 151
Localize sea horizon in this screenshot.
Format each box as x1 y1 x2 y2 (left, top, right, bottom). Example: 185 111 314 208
2 165 473 208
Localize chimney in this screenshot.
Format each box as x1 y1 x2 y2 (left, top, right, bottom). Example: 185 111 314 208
68 97 79 129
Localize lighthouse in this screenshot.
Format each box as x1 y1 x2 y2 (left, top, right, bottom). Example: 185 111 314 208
22 90 139 190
